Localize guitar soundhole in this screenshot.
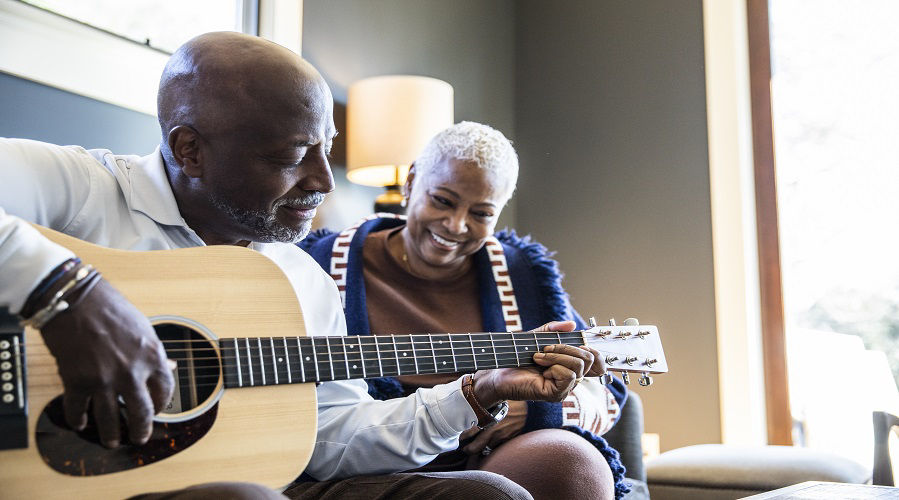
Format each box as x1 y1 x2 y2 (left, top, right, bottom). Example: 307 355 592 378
35 321 223 476
154 322 223 419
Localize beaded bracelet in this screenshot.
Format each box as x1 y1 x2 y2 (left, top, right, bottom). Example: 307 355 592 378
20 264 96 330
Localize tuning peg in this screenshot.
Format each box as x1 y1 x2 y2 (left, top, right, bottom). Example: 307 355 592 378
625 356 638 366
621 371 630 385
644 358 657 368
635 330 651 339
600 373 613 385
588 317 597 328
605 355 619 364
639 373 653 386
624 318 640 326
608 318 617 326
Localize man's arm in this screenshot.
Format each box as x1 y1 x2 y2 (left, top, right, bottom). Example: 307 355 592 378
0 139 174 447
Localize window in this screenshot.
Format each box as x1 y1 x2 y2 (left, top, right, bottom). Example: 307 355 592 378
20 0 255 54
767 0 899 469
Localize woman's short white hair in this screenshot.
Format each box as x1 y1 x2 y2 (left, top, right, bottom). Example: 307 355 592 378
412 121 519 200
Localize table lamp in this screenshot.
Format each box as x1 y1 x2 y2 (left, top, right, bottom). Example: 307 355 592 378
346 75 453 213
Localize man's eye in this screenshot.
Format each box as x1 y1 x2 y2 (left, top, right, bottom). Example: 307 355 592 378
473 211 493 219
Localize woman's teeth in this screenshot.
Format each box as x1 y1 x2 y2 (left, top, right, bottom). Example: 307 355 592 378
431 232 459 247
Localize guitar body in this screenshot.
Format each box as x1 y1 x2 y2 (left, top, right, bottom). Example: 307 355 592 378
2 227 316 499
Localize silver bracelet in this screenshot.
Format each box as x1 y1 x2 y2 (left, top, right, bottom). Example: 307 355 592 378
20 265 93 330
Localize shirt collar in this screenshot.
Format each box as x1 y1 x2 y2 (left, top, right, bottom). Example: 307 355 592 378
127 147 189 228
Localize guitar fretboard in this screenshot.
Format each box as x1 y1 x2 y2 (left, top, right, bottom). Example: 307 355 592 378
219 332 586 388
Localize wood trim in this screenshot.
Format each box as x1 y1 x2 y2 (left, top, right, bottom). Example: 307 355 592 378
746 0 792 445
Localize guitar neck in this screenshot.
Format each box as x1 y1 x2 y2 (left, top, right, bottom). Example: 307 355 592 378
218 331 587 388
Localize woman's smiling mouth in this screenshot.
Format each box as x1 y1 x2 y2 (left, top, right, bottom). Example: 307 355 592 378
429 231 460 249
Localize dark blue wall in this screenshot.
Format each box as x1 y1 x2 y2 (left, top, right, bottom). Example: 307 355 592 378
0 72 160 154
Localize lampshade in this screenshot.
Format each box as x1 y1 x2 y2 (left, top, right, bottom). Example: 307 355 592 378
346 75 454 187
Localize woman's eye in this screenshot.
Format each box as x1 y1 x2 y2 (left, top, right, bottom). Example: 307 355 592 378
432 196 452 207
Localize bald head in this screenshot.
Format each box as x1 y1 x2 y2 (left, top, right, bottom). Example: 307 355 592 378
155 32 337 246
158 32 330 149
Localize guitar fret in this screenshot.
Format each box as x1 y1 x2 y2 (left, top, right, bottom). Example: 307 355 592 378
412 335 434 374
410 336 419 374
256 338 266 386
311 338 321 382
491 333 517 369
233 338 243 387
324 337 336 381
390 335 402 375
295 337 307 383
342 337 351 379
375 336 385 377
283 337 292 384
469 333 478 370
244 338 255 386
429 335 438 373
452 334 475 373
344 337 364 379
471 333 497 370
394 335 416 375
512 333 520 366
270 337 279 385
359 336 381 378
491 335 499 368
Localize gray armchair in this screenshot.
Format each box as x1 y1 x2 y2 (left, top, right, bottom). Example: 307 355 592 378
604 391 649 498
873 411 899 486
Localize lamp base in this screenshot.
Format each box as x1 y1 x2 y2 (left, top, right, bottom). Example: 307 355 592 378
373 185 405 215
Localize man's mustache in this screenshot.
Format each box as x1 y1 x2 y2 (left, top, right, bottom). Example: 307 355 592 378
277 192 326 209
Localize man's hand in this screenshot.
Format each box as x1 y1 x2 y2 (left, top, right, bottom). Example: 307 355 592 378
461 400 528 455
471 320 606 407
39 278 174 448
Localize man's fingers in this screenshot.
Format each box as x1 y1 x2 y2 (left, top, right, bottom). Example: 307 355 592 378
148 365 176 414
580 345 606 376
122 382 155 445
92 392 122 448
63 391 90 431
533 345 591 376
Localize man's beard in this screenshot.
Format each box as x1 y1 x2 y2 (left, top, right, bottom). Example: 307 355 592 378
210 191 325 244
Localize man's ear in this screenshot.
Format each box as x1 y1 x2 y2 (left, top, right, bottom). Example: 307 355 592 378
168 125 204 178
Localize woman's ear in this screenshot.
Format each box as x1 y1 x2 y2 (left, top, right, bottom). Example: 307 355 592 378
168 125 204 178
403 163 417 199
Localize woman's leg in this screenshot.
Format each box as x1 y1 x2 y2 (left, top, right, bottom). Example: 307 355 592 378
477 429 615 500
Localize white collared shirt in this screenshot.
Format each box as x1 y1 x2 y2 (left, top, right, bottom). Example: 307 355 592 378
0 138 478 481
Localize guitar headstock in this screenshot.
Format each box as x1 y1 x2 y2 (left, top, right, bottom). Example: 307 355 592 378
583 317 667 386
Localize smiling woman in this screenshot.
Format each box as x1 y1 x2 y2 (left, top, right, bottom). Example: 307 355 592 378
300 122 632 500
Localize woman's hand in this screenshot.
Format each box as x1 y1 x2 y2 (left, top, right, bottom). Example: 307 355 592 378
461 400 528 455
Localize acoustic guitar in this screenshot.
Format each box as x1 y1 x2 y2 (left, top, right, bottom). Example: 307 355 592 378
0 226 668 499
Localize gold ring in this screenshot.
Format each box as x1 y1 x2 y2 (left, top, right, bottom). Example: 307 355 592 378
575 377 584 385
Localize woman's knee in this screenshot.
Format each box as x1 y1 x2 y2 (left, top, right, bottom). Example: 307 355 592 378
481 429 614 499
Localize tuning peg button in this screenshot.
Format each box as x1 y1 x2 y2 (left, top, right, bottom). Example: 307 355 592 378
621 371 630 385
639 373 653 386
588 317 597 328
600 373 613 385
624 318 640 326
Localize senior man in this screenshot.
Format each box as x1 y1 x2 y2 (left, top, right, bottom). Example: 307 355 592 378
0 32 603 499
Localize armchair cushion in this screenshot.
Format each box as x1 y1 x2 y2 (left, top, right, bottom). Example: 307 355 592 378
647 444 870 500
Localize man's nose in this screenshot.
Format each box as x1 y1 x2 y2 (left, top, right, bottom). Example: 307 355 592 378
298 149 335 195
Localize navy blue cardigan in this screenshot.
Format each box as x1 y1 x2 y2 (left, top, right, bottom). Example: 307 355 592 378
300 217 630 498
